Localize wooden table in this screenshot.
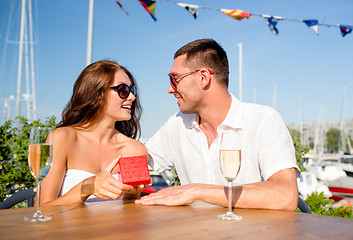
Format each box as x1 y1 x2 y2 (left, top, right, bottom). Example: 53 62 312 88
0 200 352 240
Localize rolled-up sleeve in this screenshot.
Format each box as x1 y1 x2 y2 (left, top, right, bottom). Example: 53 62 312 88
145 118 176 173
257 109 300 180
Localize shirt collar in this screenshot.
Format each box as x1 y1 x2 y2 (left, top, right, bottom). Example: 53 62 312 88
185 93 243 130
220 94 242 130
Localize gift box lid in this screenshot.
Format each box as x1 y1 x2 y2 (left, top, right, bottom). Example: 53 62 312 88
118 155 151 186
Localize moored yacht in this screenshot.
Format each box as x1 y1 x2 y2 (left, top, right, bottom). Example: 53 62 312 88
328 176 353 202
297 171 332 199
340 154 353 177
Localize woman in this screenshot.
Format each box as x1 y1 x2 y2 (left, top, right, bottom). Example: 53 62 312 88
40 60 148 205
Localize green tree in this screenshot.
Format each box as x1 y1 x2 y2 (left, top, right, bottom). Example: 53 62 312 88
305 191 352 218
0 116 57 203
292 137 309 173
289 129 301 142
305 191 334 215
326 128 340 153
308 136 314 150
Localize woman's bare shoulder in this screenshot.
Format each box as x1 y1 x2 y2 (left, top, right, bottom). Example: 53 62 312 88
121 136 148 156
53 126 78 143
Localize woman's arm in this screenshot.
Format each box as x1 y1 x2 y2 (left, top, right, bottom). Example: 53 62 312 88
40 129 133 206
41 157 133 206
40 127 76 205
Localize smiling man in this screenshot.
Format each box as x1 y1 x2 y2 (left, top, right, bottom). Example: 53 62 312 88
136 39 300 211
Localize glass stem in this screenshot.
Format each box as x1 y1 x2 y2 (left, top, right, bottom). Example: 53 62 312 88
227 181 233 213
36 181 42 216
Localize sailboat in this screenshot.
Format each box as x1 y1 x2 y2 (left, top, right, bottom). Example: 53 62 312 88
302 92 353 204
328 174 353 201
326 154 353 202
326 87 353 202
305 153 353 203
1 0 37 122
340 154 353 177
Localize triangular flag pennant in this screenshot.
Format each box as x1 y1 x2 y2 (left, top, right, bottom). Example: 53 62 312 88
116 1 129 17
221 9 251 21
138 0 157 21
303 19 319 35
264 16 280 35
176 3 199 19
339 25 352 37
185 6 198 19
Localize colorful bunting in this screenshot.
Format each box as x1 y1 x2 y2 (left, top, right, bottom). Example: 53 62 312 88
303 19 319 35
138 0 157 21
264 16 281 35
221 9 251 21
116 1 129 17
339 25 352 37
117 0 351 38
176 3 198 19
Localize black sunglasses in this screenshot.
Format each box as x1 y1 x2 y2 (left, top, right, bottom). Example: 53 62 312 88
110 83 136 99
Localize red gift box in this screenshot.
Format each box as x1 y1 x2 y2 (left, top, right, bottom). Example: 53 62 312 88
118 155 151 186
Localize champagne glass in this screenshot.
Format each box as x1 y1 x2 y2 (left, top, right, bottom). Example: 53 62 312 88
24 127 53 222
218 130 242 221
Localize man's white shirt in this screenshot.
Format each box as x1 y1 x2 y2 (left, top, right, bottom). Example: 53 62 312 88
146 94 300 186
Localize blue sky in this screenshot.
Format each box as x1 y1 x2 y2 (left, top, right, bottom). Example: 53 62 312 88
0 0 353 140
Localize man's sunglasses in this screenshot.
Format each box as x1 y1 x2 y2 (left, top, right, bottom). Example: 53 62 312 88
168 68 214 89
110 83 136 99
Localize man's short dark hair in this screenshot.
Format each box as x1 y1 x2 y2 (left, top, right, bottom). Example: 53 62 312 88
174 39 229 87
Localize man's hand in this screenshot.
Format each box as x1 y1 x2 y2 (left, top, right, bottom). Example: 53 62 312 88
135 184 197 206
136 168 298 210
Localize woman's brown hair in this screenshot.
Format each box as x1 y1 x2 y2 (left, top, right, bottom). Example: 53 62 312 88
57 60 142 139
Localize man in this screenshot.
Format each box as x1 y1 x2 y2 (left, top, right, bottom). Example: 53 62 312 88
136 39 300 211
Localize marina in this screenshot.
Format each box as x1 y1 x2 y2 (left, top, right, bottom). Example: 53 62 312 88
0 0 352 224
300 153 353 206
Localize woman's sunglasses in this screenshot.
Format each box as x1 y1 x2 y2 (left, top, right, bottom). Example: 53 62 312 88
110 83 136 99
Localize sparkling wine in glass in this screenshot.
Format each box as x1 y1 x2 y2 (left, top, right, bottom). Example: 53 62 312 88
218 131 242 221
24 127 53 222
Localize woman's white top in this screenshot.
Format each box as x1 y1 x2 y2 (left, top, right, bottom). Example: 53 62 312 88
59 169 120 202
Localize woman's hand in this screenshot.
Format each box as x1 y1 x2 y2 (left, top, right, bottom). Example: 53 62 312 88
123 183 151 199
93 157 133 199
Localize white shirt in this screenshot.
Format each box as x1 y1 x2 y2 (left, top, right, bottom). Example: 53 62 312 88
146 95 300 186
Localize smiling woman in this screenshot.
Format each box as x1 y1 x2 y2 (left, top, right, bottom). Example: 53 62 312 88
58 60 142 139
38 60 149 206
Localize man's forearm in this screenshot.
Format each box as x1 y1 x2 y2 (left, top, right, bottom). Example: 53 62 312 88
194 182 297 211
196 169 298 211
136 169 298 211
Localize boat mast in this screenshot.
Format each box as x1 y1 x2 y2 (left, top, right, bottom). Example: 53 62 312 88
86 0 94 66
28 0 37 120
24 17 31 120
299 95 304 145
340 86 346 153
339 85 352 154
11 0 36 121
16 0 26 117
313 97 325 155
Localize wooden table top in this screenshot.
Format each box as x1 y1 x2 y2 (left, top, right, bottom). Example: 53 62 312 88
0 199 352 240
